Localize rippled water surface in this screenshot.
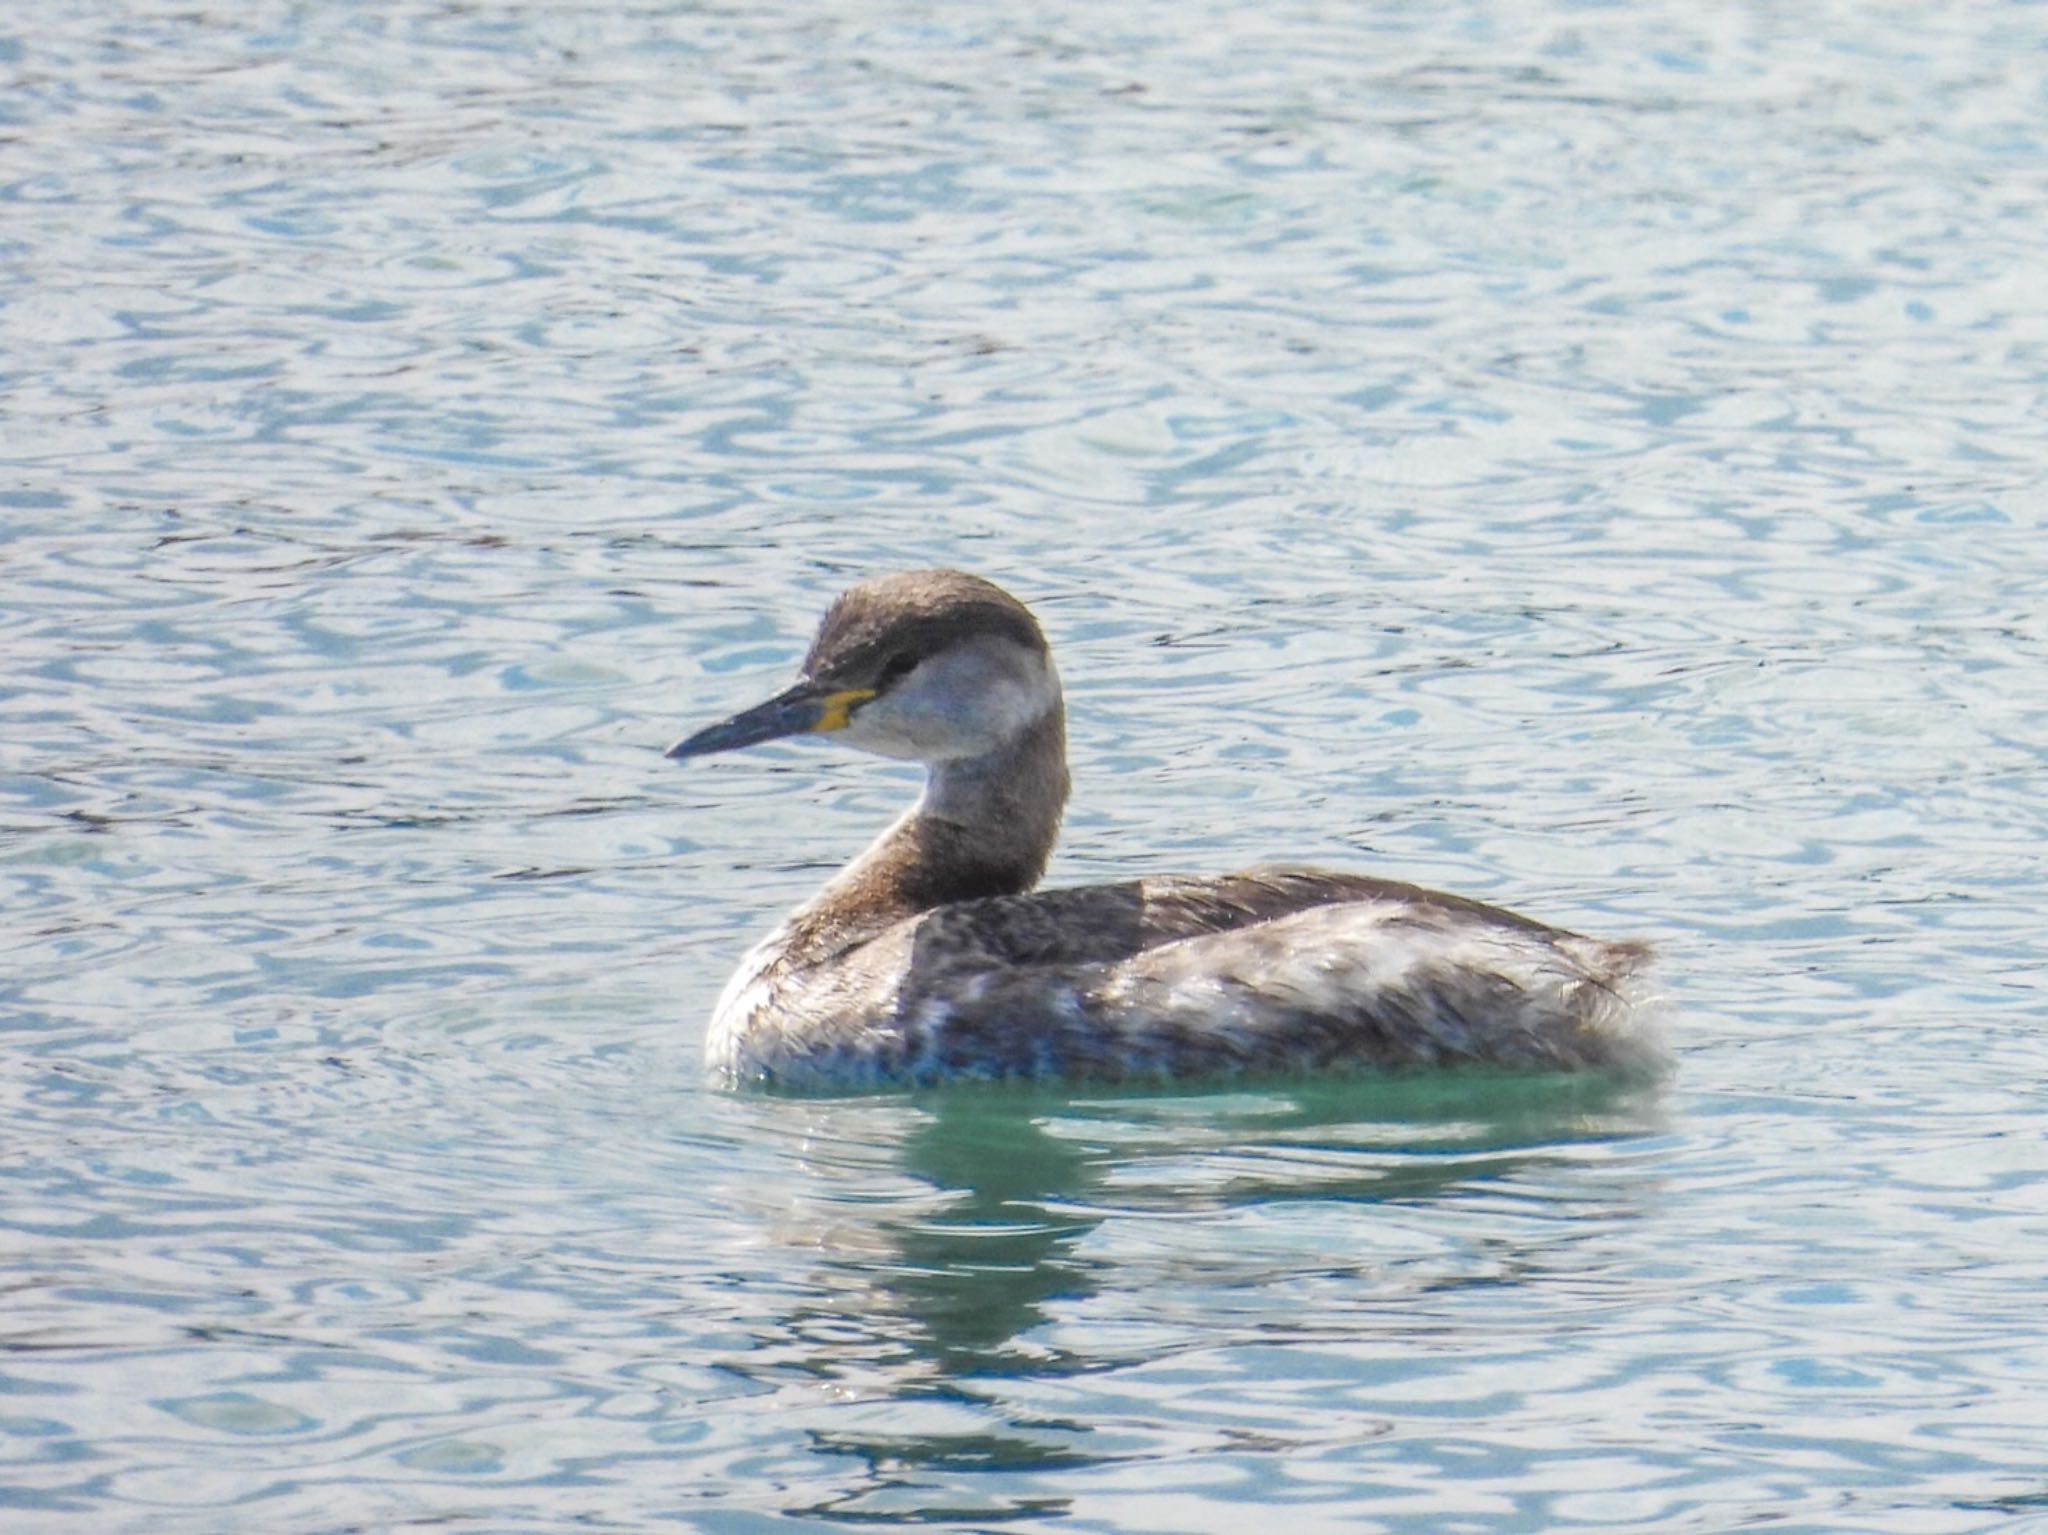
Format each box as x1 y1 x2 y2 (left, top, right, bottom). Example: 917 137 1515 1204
6 1 2047 1530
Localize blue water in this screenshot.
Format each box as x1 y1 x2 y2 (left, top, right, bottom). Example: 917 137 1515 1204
5 1 2047 1529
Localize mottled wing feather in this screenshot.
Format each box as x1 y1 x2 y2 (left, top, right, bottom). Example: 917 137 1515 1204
901 866 1567 970
713 870 1660 1089
869 871 1659 1084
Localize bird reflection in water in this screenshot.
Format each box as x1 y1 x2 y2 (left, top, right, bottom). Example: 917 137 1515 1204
719 1075 1668 1521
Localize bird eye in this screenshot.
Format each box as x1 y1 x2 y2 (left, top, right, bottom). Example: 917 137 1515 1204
876 651 918 687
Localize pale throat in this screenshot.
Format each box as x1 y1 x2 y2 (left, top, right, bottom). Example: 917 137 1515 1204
917 701 1067 831
788 664 1070 939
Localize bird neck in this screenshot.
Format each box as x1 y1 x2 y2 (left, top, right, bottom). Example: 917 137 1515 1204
794 704 1069 946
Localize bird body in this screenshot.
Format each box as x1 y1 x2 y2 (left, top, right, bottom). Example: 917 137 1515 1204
670 571 1661 1090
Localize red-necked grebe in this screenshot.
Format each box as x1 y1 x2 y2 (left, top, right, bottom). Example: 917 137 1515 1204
670 570 1662 1090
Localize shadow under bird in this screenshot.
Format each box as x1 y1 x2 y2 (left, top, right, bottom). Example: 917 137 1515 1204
668 570 1663 1091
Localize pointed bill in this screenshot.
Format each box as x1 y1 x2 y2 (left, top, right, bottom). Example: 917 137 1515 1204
666 681 876 760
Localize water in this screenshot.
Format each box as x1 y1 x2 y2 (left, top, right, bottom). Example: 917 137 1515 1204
4 0 2046 1528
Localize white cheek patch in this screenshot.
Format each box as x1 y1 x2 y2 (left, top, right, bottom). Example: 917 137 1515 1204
838 708 929 761
972 658 1059 741
841 642 1057 761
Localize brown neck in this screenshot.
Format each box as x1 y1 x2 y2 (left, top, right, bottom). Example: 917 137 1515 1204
789 705 1069 953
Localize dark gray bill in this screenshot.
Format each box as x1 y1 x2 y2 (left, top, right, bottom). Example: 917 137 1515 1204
665 681 872 760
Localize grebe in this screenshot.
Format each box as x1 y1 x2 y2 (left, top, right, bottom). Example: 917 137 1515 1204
669 570 1662 1090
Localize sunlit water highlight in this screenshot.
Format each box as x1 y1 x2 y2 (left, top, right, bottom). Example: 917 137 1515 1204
4 1 2046 1530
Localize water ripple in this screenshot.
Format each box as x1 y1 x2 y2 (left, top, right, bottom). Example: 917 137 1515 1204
6 0 2048 1530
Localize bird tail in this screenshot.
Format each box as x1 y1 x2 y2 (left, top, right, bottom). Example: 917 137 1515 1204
1558 936 1668 1077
